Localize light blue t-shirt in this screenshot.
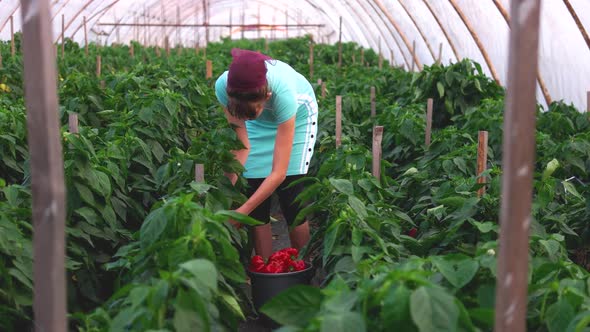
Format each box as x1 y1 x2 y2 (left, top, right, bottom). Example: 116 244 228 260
215 60 318 178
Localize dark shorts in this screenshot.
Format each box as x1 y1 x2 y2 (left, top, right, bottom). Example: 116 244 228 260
246 175 306 226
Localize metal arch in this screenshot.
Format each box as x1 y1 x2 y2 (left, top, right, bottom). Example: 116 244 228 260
0 4 20 34
68 0 122 41
563 0 590 51
111 1 311 44
109 0 330 44
354 0 409 67
397 0 436 62
372 0 422 70
447 0 500 84
51 0 73 21
363 0 412 67
421 0 460 62
55 0 98 43
492 0 553 106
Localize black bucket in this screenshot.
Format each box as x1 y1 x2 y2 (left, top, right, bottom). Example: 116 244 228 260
248 263 314 328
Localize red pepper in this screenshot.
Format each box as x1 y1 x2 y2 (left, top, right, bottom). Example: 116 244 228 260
280 247 299 260
268 251 291 265
249 255 266 272
407 228 418 238
291 260 306 271
263 260 285 273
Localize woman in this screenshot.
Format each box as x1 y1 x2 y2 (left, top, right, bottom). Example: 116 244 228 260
214 48 318 260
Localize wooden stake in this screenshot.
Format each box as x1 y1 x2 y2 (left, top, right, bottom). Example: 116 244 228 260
360 49 364 65
68 113 79 134
587 91 589 115
411 40 416 72
206 60 213 79
372 126 384 182
83 16 88 56
0 50 3 68
437 42 443 65
378 53 383 69
96 55 101 77
61 14 65 58
165 36 170 56
309 41 314 80
19 0 67 330
477 131 488 197
370 87 376 118
494 1 541 331
425 98 433 146
10 16 15 56
390 49 394 67
338 16 343 69
195 164 205 182
264 38 269 52
321 82 326 99
336 95 342 148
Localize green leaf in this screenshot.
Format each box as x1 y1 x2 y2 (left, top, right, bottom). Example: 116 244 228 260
220 292 245 321
380 284 414 327
74 207 99 225
140 207 168 249
216 210 263 226
546 299 575 332
329 178 354 195
173 289 209 332
471 221 497 233
431 255 479 289
410 286 459 332
261 285 323 327
324 222 342 263
348 196 368 219
320 312 366 332
190 182 214 195
562 181 583 200
179 259 218 293
75 183 95 207
452 157 467 174
437 82 445 98
88 169 111 197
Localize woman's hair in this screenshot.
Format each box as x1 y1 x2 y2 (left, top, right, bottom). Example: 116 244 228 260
227 84 269 120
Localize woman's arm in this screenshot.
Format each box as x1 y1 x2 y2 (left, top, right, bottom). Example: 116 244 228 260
236 116 295 216
224 109 250 185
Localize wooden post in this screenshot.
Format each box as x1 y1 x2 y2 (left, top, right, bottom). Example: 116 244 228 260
437 42 443 65
0 50 3 68
264 38 269 52
370 87 376 118
321 82 326 99
19 0 67 330
96 55 101 77
10 15 15 56
165 36 170 56
83 16 88 56
195 164 205 182
425 98 433 147
390 49 394 67
338 16 343 69
494 1 541 331
336 95 342 148
309 41 314 80
68 113 79 134
587 91 589 115
411 40 416 72
477 131 488 197
285 11 289 39
206 60 213 79
360 49 364 65
61 14 65 58
378 53 383 69
372 126 384 182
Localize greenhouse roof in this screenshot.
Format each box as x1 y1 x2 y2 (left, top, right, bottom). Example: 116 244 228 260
1 0 589 110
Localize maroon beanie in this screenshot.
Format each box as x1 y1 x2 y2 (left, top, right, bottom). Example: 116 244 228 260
227 48 272 92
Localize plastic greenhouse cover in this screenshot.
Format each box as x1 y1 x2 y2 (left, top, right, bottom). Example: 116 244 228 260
0 0 589 112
